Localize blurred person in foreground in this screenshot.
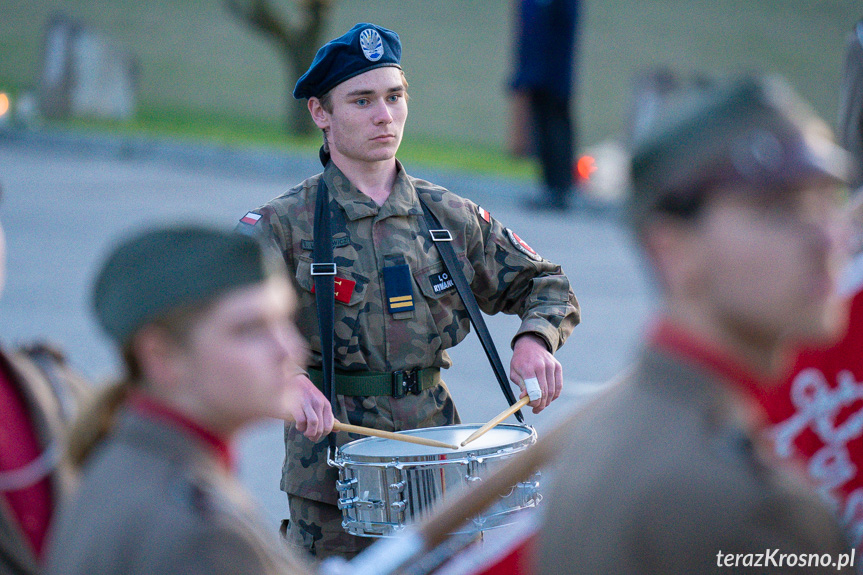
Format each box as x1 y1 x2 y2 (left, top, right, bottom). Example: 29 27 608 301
0 185 90 575
45 225 317 575
748 19 863 556
534 73 857 573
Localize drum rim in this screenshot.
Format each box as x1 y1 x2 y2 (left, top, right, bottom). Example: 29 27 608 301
334 423 537 464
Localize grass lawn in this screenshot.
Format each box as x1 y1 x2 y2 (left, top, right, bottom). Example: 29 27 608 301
0 1 860 177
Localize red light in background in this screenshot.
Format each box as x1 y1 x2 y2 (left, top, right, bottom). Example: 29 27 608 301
576 155 597 181
0 93 9 118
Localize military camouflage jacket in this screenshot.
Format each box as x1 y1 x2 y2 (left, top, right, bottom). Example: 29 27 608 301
239 161 579 504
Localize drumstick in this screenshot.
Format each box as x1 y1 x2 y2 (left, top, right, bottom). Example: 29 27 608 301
459 377 542 447
459 396 530 447
333 421 459 450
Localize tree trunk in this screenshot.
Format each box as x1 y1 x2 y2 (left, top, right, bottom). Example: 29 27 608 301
226 0 333 137
287 52 313 135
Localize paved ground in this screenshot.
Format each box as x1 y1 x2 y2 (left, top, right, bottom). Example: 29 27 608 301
0 130 654 530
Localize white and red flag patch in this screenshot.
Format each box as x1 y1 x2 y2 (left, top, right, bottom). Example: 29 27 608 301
477 205 491 223
240 212 262 226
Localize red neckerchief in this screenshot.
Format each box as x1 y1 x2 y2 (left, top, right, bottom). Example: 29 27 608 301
129 391 235 472
647 317 777 428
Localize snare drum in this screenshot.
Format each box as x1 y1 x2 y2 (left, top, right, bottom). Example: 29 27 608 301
329 424 540 537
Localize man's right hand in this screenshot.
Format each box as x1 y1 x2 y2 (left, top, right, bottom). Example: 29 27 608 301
287 373 335 442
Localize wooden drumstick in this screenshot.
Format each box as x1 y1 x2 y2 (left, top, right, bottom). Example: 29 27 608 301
460 377 542 447
333 421 459 450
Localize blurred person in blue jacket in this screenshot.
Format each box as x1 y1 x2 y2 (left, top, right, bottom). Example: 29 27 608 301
508 0 581 212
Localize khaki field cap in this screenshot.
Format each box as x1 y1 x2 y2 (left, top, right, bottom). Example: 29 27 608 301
92 224 275 346
628 73 854 223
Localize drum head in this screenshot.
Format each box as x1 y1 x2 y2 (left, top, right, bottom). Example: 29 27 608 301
337 423 535 462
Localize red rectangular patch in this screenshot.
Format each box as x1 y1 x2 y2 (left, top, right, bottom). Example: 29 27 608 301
311 276 356 304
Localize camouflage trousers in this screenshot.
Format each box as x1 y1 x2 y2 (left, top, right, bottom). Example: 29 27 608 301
281 495 374 561
280 382 461 561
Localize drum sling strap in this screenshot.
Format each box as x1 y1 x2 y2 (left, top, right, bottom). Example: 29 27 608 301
417 197 525 424
313 178 338 449
313 177 524 436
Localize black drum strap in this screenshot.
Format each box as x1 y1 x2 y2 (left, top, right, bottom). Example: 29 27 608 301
417 197 524 424
313 178 337 448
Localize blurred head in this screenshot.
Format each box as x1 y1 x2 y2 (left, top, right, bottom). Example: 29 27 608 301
92 225 306 434
628 73 854 352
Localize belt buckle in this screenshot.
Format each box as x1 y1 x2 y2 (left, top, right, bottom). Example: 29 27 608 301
392 369 421 399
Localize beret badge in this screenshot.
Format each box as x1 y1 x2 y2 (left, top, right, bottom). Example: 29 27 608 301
360 28 384 62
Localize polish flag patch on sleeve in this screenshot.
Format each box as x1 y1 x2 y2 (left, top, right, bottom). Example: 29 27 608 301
240 212 262 226
477 205 491 223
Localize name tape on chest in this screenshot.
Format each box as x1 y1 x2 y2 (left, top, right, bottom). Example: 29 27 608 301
383 264 415 313
428 271 456 294
506 229 543 262
301 236 351 251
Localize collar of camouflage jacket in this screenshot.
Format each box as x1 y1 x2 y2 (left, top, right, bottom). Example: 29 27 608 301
323 160 423 221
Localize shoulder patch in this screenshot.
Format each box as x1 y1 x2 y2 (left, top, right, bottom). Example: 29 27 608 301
239 212 261 226
476 205 491 223
506 229 543 262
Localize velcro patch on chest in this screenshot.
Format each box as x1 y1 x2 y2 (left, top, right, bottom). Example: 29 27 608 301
506 229 543 262
428 271 456 294
301 236 351 251
311 275 356 303
383 264 415 313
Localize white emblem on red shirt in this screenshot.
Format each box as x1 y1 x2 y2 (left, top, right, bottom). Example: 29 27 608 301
771 368 863 546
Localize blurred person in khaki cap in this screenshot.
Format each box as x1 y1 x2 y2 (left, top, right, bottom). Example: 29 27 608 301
742 19 863 557
534 73 858 574
45 225 320 575
0 183 90 575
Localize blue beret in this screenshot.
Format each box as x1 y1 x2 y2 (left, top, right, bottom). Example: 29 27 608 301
93 225 276 346
293 23 401 100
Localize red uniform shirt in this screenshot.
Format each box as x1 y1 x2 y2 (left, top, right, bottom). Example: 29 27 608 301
753 289 863 551
0 360 53 559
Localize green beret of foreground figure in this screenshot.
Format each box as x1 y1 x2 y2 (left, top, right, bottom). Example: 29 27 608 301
92 225 277 346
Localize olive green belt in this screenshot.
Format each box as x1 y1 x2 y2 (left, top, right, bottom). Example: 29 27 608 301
306 366 440 398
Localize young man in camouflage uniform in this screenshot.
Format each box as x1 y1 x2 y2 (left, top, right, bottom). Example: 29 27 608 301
237 23 580 561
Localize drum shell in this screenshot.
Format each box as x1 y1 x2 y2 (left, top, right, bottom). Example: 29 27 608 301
331 424 541 537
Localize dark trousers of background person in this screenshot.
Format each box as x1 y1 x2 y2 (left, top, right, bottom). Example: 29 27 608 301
529 89 575 209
